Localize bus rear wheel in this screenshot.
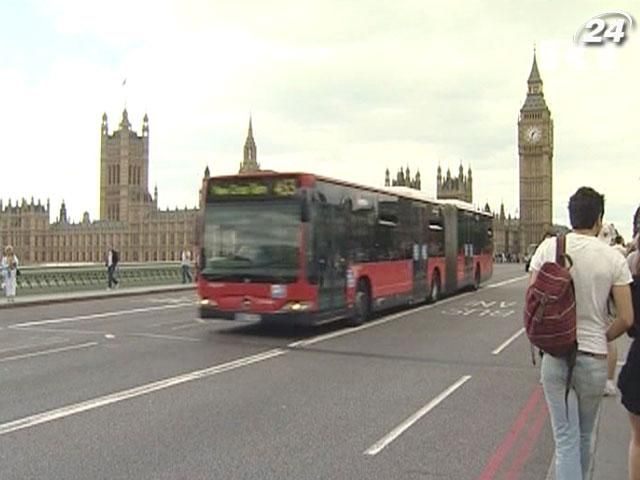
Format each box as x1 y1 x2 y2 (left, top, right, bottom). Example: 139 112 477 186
430 273 441 303
348 282 370 327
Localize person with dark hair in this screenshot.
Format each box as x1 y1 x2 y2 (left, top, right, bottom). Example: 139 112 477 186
105 246 119 290
618 222 640 480
529 186 634 479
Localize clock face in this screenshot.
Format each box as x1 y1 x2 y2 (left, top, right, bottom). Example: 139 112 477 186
526 126 542 143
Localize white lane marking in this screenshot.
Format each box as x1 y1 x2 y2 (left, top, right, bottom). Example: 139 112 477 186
0 342 98 364
289 274 526 349
289 291 476 349
129 332 201 343
10 326 109 336
0 274 523 436
364 375 472 456
492 328 526 355
170 322 202 331
147 318 194 329
485 275 528 289
10 303 193 328
0 348 285 436
0 337 69 354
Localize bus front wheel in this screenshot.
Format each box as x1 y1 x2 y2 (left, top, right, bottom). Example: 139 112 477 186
348 282 370 327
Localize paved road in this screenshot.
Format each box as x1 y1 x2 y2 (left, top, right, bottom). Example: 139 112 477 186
0 264 554 479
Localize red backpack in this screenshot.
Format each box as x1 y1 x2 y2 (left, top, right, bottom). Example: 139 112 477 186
524 235 578 358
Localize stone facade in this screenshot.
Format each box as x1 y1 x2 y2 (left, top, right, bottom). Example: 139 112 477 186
491 203 521 257
384 166 421 190
239 117 260 173
436 163 472 203
0 110 200 265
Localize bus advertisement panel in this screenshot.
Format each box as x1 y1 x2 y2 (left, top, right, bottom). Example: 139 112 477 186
197 172 493 326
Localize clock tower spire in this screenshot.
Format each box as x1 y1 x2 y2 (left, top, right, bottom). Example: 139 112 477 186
518 49 554 255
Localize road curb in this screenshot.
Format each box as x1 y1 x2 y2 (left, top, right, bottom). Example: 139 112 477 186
0 285 195 309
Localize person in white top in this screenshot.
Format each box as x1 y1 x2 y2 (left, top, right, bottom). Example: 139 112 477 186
1 245 19 303
180 248 192 284
529 187 634 480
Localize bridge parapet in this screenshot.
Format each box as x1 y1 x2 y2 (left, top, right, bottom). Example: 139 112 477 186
14 262 193 296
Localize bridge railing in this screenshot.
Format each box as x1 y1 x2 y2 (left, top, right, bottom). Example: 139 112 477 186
14 262 194 296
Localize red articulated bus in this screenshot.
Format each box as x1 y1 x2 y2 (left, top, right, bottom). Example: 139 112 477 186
197 172 493 326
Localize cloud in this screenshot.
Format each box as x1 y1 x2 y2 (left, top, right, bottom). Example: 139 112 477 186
2 0 639 242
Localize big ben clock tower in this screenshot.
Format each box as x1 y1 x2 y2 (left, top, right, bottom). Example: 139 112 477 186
518 50 554 254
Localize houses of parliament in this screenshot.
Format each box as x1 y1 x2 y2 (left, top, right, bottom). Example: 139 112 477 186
0 111 260 265
0 52 552 264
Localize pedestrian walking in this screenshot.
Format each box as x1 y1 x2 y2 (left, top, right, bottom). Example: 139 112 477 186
181 248 192 284
1 245 19 303
528 187 634 480
618 228 640 480
105 247 119 289
598 223 626 396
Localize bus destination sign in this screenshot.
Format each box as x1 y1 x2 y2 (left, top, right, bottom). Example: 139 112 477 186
208 177 298 200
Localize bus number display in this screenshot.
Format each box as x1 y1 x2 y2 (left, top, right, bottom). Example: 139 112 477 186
208 177 298 200
273 179 296 196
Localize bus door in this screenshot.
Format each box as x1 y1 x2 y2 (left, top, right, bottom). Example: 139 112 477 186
313 193 347 312
442 205 459 294
410 202 428 302
461 212 475 286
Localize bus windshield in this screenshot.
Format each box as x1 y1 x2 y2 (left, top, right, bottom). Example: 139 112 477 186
201 200 300 283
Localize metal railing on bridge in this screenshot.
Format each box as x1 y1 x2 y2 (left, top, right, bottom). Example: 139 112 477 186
15 262 194 296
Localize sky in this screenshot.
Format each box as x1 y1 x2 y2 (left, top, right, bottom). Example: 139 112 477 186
1 0 638 240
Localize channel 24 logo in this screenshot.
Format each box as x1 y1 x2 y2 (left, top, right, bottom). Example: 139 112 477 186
574 11 635 45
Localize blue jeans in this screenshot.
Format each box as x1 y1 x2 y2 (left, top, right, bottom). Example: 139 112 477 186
542 353 607 479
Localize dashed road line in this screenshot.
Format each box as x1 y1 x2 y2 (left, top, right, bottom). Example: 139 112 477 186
128 332 201 343
0 274 525 437
0 348 285 436
10 303 193 328
492 328 526 355
0 342 98 364
364 375 472 456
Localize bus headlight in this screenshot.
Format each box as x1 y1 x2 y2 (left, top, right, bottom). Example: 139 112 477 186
279 301 314 312
200 298 218 307
271 284 287 299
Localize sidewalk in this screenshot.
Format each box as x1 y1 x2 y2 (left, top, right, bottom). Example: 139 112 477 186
0 283 196 309
591 390 630 479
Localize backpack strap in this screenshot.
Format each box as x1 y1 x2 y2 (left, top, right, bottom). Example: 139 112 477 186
554 234 578 417
556 235 573 269
555 235 565 264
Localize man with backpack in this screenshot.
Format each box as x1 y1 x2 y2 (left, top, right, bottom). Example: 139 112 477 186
527 187 634 480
